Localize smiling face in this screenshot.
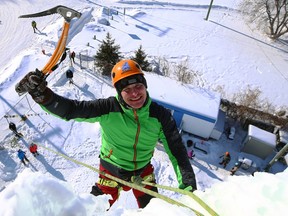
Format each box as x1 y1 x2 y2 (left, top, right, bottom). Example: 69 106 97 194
120 83 147 109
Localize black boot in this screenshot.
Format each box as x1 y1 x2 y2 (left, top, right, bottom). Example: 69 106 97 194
90 184 104 196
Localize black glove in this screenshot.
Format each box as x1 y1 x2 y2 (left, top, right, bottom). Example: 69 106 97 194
15 71 51 104
131 176 144 187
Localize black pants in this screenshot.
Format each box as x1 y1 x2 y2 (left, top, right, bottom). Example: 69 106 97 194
21 156 29 165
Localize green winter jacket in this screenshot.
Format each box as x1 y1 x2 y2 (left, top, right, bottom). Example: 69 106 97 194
41 88 197 190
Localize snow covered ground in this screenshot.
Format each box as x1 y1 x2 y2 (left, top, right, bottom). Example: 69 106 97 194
0 1 287 215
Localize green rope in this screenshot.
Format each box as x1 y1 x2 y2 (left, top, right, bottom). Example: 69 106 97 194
37 143 204 216
142 182 219 216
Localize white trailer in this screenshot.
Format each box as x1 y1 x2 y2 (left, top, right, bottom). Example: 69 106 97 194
242 125 276 159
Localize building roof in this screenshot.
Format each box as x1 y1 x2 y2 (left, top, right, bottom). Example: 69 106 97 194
248 125 276 146
145 73 221 120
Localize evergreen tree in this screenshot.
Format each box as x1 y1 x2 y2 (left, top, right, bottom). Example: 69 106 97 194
95 32 121 76
131 45 151 72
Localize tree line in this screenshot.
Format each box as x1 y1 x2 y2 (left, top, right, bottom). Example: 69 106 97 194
239 0 288 39
94 32 151 76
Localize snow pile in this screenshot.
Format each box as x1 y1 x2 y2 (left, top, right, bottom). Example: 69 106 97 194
0 168 287 216
1 1 288 216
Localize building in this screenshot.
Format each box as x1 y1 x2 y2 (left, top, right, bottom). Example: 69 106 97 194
145 73 224 140
241 125 276 159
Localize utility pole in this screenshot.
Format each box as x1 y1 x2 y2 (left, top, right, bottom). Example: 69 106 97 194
264 143 288 172
124 8 126 23
205 0 214 21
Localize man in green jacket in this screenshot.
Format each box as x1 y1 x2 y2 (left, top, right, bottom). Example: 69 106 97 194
16 59 197 208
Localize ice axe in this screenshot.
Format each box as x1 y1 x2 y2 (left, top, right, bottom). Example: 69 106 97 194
15 5 81 95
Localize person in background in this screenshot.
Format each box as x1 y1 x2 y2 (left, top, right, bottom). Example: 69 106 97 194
69 51 76 64
186 140 195 159
17 149 30 166
187 149 195 159
31 20 39 33
8 122 23 138
66 69 74 84
29 143 40 157
186 139 193 148
15 59 197 209
230 162 242 176
219 152 231 168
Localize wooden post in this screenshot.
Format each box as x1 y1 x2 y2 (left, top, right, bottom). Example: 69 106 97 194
205 0 214 21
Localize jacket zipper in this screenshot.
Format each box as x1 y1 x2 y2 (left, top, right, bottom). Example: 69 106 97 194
133 109 140 170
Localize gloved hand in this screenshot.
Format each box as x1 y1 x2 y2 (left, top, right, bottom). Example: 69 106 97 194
131 176 144 187
15 71 51 104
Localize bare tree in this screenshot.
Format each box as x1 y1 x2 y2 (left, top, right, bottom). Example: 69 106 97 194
230 85 277 123
239 0 288 39
232 85 262 109
174 60 194 84
152 57 171 76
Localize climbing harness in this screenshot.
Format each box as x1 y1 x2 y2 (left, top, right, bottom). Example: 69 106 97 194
98 173 155 188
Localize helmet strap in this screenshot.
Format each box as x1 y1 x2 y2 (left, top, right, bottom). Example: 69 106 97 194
117 90 130 109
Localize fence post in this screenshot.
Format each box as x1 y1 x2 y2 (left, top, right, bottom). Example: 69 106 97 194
79 53 82 69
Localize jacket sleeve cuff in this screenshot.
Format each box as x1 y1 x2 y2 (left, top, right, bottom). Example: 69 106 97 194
31 88 54 105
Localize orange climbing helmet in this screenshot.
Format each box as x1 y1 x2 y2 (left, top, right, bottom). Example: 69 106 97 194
111 59 147 93
225 152 230 156
111 59 143 86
